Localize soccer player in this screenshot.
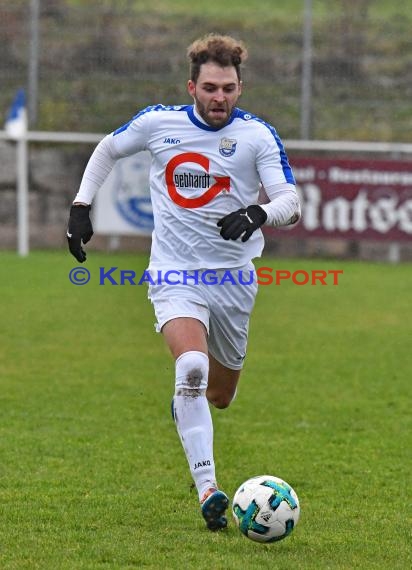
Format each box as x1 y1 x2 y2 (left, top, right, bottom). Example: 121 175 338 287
67 33 300 531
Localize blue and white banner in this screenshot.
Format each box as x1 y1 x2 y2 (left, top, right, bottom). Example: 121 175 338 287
5 89 28 139
93 151 154 236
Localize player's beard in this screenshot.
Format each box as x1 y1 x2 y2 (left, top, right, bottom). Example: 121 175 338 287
194 96 233 128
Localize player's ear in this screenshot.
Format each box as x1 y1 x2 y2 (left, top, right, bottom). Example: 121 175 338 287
187 80 196 98
238 80 243 97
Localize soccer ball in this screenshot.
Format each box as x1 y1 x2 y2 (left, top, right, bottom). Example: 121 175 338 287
232 475 300 543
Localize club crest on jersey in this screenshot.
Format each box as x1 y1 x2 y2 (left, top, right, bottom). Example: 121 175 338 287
219 137 237 157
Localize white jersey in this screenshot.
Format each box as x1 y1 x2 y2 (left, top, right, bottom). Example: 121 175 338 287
78 104 296 270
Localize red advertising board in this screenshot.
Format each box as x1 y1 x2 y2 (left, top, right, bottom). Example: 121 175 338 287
277 157 412 241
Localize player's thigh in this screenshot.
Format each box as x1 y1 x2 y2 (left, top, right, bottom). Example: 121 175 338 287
207 352 241 409
148 280 210 359
207 265 258 370
162 317 208 359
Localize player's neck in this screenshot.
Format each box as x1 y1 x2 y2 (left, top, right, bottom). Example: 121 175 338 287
192 105 209 126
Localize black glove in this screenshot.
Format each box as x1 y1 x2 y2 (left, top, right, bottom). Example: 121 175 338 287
67 204 93 262
217 205 267 242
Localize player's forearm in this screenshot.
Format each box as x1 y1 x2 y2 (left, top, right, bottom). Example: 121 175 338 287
73 135 118 205
260 183 301 227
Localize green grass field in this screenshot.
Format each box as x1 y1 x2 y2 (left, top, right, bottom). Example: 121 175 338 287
0 251 411 569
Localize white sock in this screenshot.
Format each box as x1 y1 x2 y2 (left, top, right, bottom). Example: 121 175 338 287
173 351 217 501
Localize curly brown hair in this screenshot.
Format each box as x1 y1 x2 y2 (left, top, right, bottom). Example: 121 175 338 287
187 33 248 83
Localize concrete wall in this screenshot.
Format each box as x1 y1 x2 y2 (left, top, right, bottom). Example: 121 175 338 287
1 140 411 261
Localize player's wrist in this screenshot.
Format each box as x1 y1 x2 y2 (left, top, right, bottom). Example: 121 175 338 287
246 204 267 226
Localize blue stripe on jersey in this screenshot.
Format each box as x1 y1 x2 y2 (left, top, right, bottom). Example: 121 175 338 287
113 104 190 136
234 108 296 185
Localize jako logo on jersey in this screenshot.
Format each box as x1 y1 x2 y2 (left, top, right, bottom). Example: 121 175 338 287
219 137 237 157
163 137 181 144
165 152 230 208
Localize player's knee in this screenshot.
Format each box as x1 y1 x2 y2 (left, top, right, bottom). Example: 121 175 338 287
211 397 231 409
175 350 209 397
207 389 235 409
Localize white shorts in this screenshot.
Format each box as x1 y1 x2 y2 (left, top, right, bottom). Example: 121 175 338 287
147 263 258 370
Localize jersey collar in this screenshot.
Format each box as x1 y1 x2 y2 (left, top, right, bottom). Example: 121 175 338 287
187 105 238 131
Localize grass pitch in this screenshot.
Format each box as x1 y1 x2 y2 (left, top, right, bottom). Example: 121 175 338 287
0 251 411 569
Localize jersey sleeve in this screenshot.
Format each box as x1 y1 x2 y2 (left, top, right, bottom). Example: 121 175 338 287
73 108 152 204
110 107 152 157
255 125 296 189
260 183 301 227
